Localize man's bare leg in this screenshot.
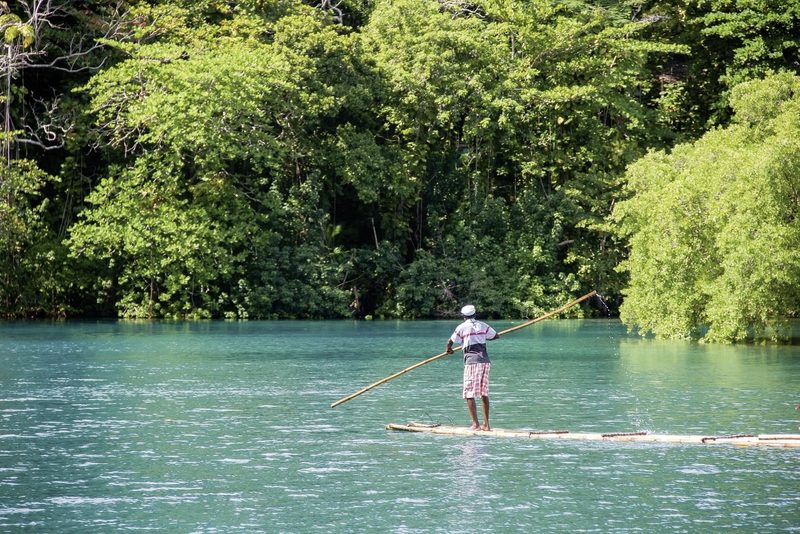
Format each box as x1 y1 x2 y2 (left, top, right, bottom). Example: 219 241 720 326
480 395 490 431
466 398 480 430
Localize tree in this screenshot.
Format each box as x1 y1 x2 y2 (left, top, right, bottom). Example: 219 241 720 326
361 0 687 316
7 0 796 326
697 0 800 93
613 73 800 342
0 159 57 315
0 1 124 317
623 0 800 129
68 3 360 318
1 0 124 158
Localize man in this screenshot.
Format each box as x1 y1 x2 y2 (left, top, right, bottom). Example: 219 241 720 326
446 304 499 431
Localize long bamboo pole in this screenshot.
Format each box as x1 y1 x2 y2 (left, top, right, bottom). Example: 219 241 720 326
330 290 598 408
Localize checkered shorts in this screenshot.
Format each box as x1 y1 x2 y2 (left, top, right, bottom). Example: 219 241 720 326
463 363 490 399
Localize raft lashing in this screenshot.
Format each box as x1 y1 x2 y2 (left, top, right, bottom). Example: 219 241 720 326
386 423 800 448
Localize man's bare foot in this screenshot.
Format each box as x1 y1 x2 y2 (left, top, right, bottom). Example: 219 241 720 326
469 423 480 430
481 424 491 431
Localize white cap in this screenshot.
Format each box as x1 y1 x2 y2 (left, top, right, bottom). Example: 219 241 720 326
460 304 476 317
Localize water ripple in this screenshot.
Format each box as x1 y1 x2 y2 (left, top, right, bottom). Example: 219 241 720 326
1 320 799 532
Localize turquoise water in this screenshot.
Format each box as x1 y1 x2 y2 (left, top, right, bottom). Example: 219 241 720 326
1 319 799 532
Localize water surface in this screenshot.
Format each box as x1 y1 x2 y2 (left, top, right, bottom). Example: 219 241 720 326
1 320 798 532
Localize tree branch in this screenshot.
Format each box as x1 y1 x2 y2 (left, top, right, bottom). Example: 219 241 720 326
1 0 129 156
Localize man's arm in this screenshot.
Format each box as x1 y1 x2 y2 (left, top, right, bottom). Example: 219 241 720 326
489 326 500 341
445 339 454 354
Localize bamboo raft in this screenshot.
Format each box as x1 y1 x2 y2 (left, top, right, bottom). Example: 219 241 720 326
387 423 800 448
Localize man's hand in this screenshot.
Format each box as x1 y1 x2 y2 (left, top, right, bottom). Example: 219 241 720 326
445 341 454 354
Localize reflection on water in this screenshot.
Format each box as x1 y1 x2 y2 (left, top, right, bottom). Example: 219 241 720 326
448 440 488 500
616 336 800 434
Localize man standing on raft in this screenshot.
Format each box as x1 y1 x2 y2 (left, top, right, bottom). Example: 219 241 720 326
446 305 500 431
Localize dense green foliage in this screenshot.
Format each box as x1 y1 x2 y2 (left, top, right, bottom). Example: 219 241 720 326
614 73 800 342
1 0 799 340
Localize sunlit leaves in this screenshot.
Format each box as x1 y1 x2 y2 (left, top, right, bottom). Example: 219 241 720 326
698 0 800 89
70 6 359 318
0 160 60 315
6 0 798 327
614 74 800 342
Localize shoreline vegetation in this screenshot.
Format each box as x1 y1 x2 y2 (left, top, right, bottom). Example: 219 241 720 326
1 1 798 342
